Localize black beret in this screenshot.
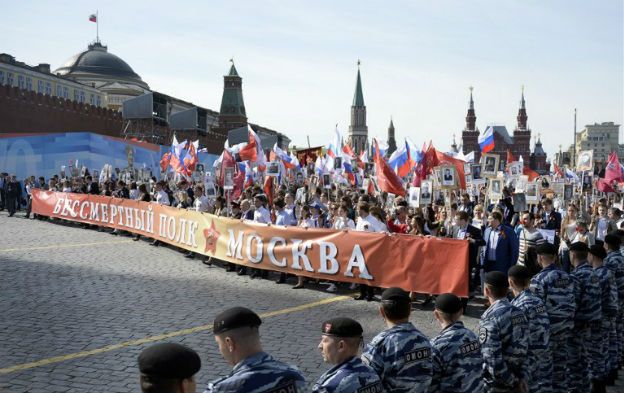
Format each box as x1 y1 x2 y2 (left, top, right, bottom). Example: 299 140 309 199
605 234 622 248
435 293 462 314
535 243 558 256
321 317 363 337
569 242 589 252
485 271 509 289
508 265 530 281
381 287 410 303
589 244 607 259
213 307 262 335
138 343 201 379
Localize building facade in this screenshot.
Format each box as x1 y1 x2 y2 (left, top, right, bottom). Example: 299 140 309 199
347 64 368 154
461 87 547 172
575 122 621 164
0 53 104 108
54 41 149 111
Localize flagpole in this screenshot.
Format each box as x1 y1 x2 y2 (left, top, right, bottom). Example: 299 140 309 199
96 10 99 43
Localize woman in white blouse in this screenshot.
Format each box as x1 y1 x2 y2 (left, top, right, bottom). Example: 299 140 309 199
332 204 355 230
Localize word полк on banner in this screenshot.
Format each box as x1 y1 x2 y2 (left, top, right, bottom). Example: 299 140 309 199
31 190 469 296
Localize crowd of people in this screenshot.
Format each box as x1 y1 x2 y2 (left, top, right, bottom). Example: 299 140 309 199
4 168 624 392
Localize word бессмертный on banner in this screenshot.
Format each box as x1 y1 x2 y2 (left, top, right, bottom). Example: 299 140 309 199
31 189 469 296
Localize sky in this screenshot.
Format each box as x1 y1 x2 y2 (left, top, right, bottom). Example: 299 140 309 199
2 1 622 157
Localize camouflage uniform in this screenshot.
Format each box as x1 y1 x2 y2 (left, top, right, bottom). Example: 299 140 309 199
593 264 619 379
428 321 483 393
204 351 306 393
529 264 575 393
362 322 433 393
569 262 602 393
312 356 383 393
478 299 529 393
511 289 552 393
605 250 624 366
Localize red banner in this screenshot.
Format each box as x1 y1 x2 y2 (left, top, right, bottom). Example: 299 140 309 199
31 190 469 296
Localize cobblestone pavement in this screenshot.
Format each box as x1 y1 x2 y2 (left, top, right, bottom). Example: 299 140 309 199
1 211 623 392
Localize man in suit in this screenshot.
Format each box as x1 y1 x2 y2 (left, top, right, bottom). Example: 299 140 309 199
453 211 485 307
482 211 519 274
85 175 100 195
5 175 22 217
458 193 474 218
538 198 561 246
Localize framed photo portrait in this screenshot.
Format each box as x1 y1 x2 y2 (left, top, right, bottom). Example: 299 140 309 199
513 193 527 212
576 150 594 172
223 167 235 190
408 187 420 208
420 180 433 205
525 182 540 202
441 166 456 187
323 174 332 189
489 178 503 200
481 154 500 178
472 164 482 180
334 157 343 170
564 184 574 201
267 161 280 177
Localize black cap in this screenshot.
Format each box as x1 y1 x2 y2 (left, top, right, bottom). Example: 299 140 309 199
321 317 363 337
605 234 622 248
536 243 557 256
589 244 607 259
213 307 262 335
485 271 509 289
569 242 589 252
435 293 462 314
381 287 410 303
138 343 201 379
508 265 530 281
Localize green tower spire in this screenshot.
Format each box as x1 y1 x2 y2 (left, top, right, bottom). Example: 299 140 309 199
352 60 365 107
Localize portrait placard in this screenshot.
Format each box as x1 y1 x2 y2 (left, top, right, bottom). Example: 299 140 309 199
420 180 433 205
481 154 500 178
512 193 527 212
409 187 420 208
223 167 235 190
576 150 594 172
525 182 540 202
488 178 503 200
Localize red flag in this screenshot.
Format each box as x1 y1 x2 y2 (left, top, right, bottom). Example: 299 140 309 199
424 142 440 171
89 14 97 22
238 132 258 162
436 150 467 189
367 178 375 195
232 166 245 199
183 141 199 175
218 149 236 187
554 164 564 178
605 152 622 183
523 166 540 181
506 149 516 164
264 176 274 206
373 139 406 196
597 178 615 193
159 152 171 172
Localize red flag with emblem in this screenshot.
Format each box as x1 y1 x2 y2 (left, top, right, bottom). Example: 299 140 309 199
605 152 622 183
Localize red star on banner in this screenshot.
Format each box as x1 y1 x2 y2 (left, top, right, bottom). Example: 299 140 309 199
203 221 221 254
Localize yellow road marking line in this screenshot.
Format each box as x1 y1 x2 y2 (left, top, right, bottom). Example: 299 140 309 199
0 240 133 253
0 295 351 374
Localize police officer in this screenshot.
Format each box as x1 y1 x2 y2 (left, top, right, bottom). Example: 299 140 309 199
508 265 552 393
138 342 201 393
568 242 602 393
603 233 624 382
313 317 383 393
429 293 483 393
362 287 433 393
204 307 306 393
589 244 618 392
529 243 575 393
479 271 529 393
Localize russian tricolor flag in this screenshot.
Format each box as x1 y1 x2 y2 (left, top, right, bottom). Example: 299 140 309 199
478 126 495 153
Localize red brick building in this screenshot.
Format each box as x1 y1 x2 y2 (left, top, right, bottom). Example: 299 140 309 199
461 88 548 173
